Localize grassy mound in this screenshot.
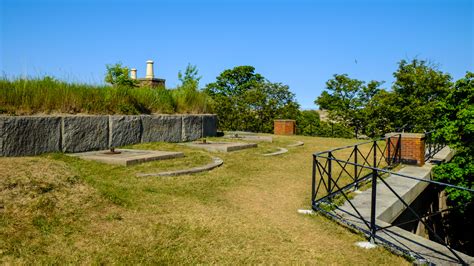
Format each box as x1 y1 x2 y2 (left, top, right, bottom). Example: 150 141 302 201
0 77 212 115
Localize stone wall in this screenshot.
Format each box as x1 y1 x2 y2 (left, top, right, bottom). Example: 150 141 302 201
0 114 217 156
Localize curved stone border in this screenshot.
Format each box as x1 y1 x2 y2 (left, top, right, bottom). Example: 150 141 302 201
287 141 304 147
262 147 288 156
136 157 223 177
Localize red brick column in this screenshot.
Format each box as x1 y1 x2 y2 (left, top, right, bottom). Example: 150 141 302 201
385 133 426 166
274 120 296 135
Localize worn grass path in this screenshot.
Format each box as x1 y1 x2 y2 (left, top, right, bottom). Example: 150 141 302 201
0 135 409 264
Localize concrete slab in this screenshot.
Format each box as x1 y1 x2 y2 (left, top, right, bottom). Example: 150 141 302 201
137 157 223 177
184 141 257 152
68 149 184 166
224 134 273 142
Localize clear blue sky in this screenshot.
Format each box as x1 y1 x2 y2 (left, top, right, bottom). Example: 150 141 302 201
1 0 473 109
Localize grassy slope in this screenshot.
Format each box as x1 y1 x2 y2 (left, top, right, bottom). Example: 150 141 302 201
0 77 211 115
0 135 408 264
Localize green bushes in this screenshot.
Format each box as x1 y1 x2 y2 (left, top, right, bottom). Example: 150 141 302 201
297 110 354 138
0 77 212 115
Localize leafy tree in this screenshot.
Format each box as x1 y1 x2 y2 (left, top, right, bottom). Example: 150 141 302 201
391 59 452 132
315 74 382 137
204 66 299 132
297 110 320 136
105 62 137 87
173 64 212 113
433 72 473 205
432 72 474 253
178 63 202 88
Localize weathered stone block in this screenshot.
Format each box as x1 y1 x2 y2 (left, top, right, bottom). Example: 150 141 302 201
141 115 182 143
0 116 61 156
110 115 142 147
62 116 109 153
182 115 202 141
202 115 217 137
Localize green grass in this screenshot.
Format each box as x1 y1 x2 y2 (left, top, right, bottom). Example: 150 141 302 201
0 136 409 264
0 77 212 115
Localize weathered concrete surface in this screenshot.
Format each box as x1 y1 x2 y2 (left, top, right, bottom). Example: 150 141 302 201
141 115 182 143
0 116 61 156
69 149 184 166
62 116 109 153
110 115 142 147
262 147 288 156
184 141 257 152
182 115 202 141
202 115 217 137
137 156 223 177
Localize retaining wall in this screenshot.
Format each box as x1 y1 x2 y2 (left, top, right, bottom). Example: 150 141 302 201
0 114 217 156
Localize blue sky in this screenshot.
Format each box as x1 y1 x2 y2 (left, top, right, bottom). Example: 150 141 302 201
1 0 472 109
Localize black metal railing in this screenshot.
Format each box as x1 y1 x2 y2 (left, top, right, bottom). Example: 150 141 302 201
425 130 446 161
311 134 473 265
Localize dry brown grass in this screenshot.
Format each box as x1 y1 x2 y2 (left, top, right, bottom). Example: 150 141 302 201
0 136 409 264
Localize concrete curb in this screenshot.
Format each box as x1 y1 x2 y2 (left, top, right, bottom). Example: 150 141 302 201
262 147 288 156
136 157 223 177
287 141 304 147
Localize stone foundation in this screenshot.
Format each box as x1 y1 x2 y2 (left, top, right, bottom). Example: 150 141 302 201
0 114 217 156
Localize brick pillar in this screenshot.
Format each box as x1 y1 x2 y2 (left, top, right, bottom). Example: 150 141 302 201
274 120 296 135
385 133 426 166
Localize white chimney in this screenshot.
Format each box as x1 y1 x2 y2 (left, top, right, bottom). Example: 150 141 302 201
130 68 137 80
145 60 154 79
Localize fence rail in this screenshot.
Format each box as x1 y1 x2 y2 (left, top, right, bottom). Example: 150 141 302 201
311 132 473 265
425 130 446 161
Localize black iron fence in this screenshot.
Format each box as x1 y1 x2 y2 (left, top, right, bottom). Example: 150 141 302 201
425 130 446 162
311 133 473 264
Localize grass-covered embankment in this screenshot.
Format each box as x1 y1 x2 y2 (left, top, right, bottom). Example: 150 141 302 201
0 135 409 264
0 77 212 115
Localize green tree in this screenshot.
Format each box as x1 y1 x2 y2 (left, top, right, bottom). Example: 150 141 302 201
104 62 137 87
204 66 299 132
432 72 474 253
178 63 202 88
173 64 211 113
297 110 320 136
391 59 452 132
315 74 382 138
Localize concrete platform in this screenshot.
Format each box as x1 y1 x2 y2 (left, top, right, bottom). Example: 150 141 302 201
224 133 273 142
184 141 257 152
68 149 184 166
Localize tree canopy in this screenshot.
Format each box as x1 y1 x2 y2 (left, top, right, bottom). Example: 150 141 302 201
204 66 299 132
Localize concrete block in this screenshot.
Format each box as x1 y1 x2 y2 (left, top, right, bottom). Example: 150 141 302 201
0 116 61 156
110 115 142 147
182 115 202 141
202 115 217 137
141 115 182 143
62 116 109 153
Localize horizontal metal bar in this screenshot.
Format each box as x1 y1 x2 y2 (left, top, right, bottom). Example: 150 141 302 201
314 156 474 193
312 134 401 156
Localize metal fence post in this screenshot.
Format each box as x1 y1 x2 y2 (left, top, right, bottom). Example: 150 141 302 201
387 137 391 165
370 140 378 243
312 155 316 205
328 152 332 194
354 145 358 189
